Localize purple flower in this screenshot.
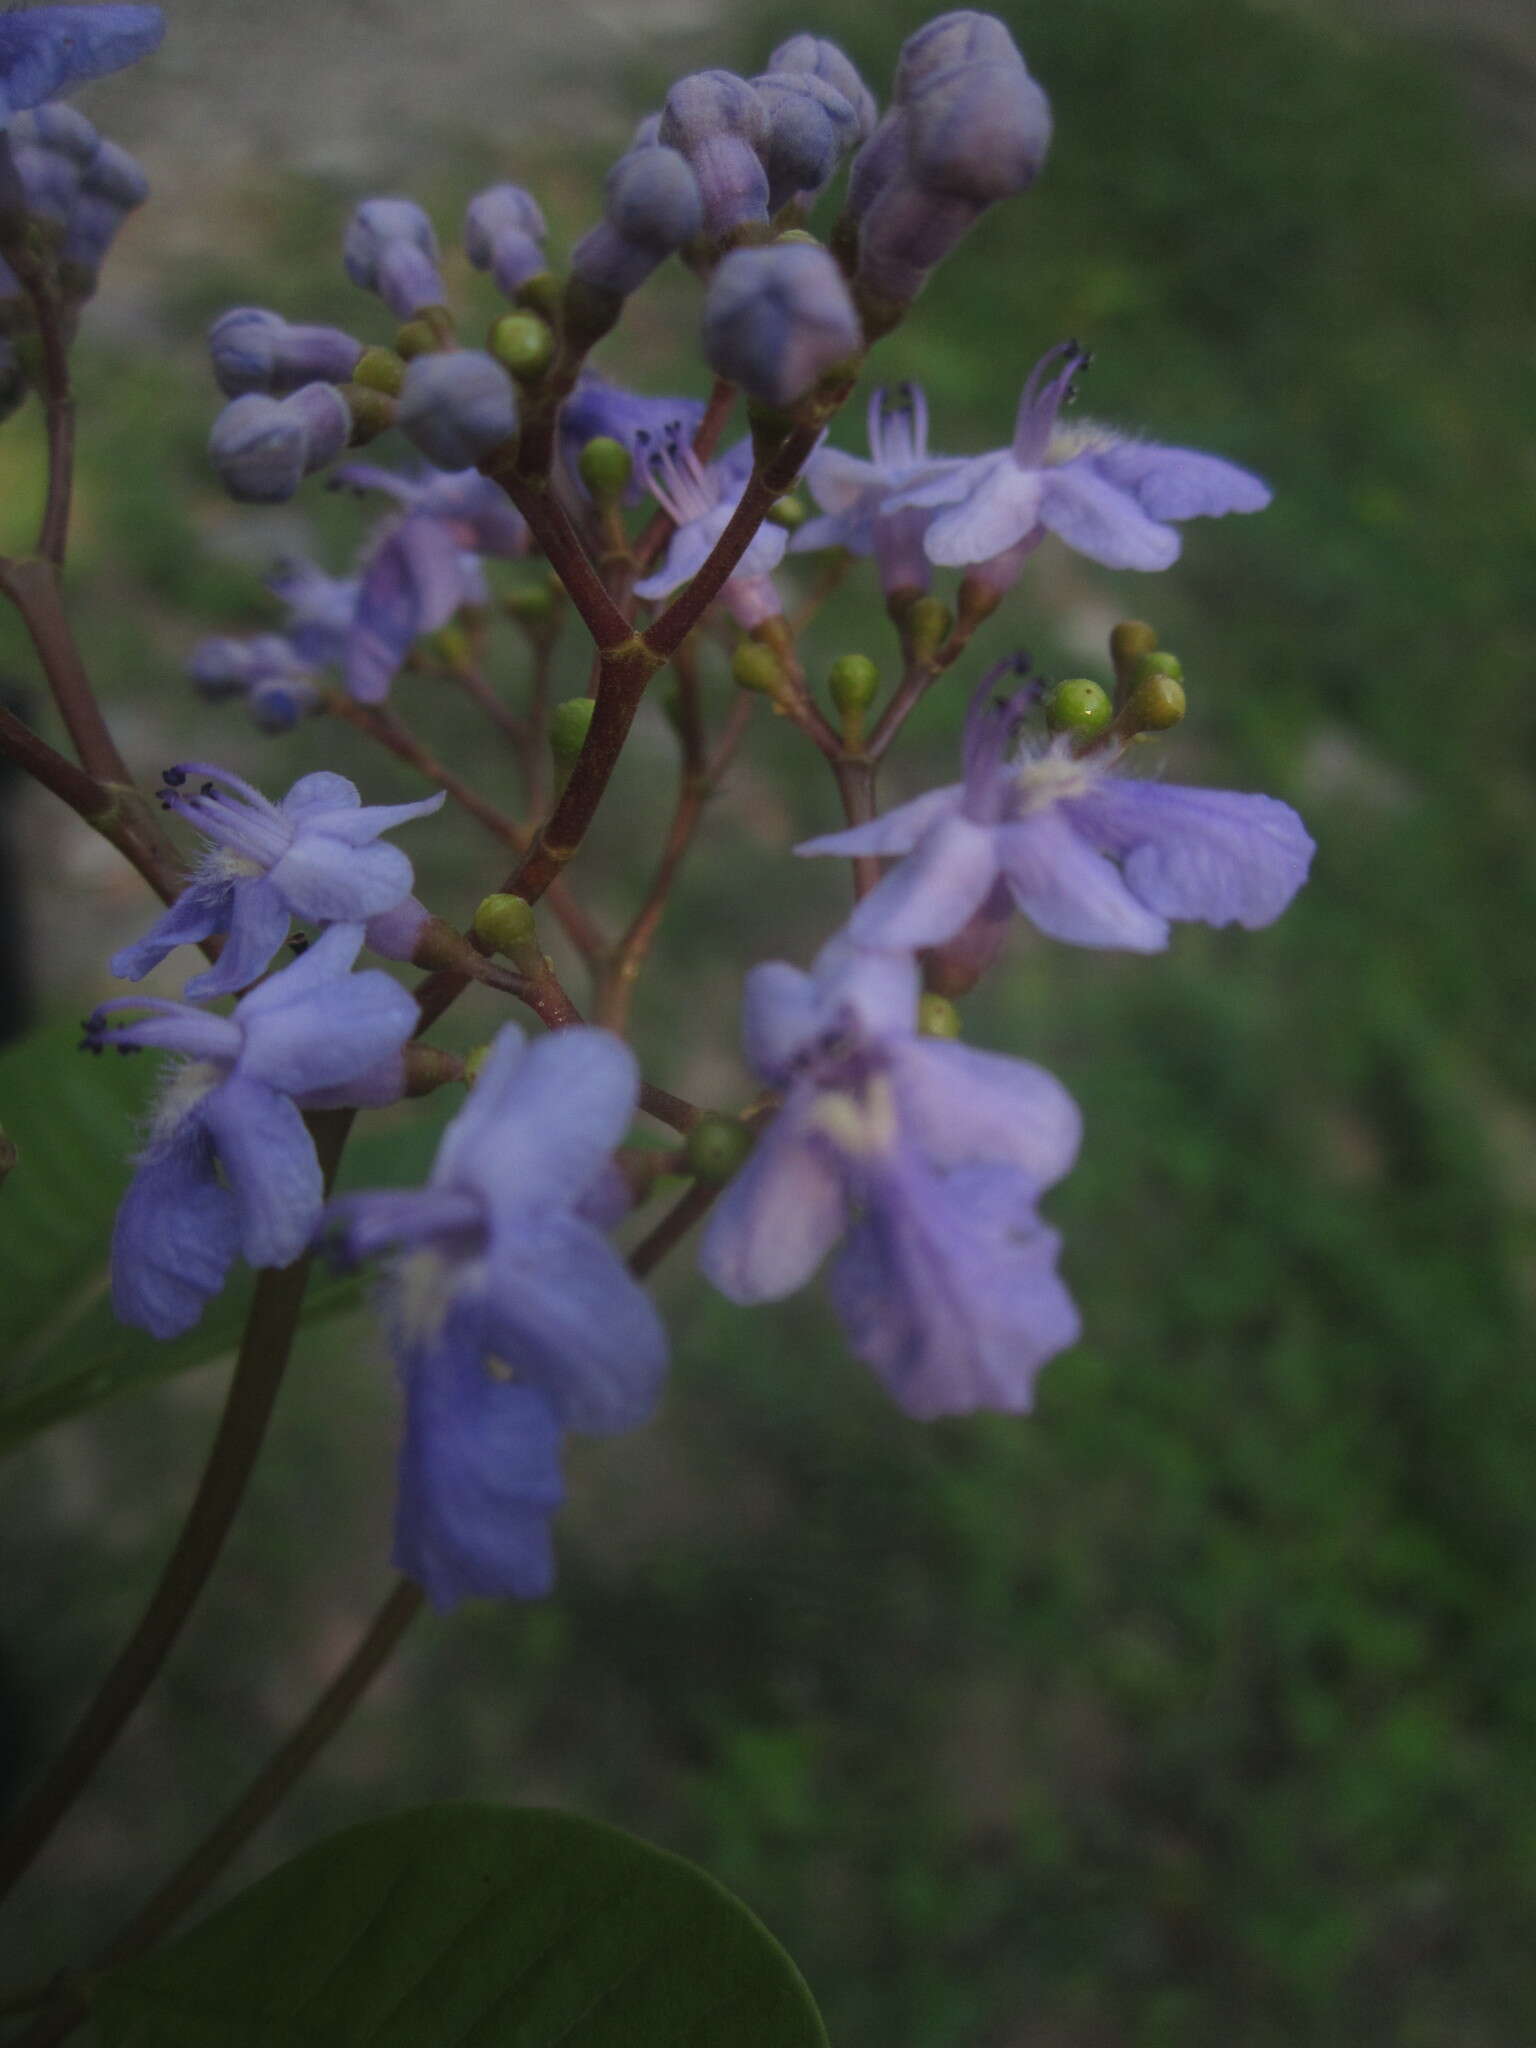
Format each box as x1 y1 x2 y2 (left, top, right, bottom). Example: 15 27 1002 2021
0 5 163 127
59 134 146 283
464 183 547 297
329 461 530 559
792 382 939 596
633 436 786 628
324 1023 669 1607
208 307 365 400
263 557 359 666
187 632 324 734
342 197 444 319
342 512 472 704
891 343 1271 589
569 144 702 301
701 241 862 409
768 35 877 147
209 384 353 504
4 103 98 222
91 924 419 1338
699 938 1080 1415
750 69 861 213
658 70 769 240
798 673 1314 955
555 374 705 503
111 763 444 997
396 350 517 472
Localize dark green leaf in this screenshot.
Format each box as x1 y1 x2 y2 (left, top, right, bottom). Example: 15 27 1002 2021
93 1803 828 2046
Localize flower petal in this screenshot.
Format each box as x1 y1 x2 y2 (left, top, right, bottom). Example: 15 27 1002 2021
803 445 881 516
923 462 1043 567
182 876 291 998
279 770 362 820
301 789 446 847
481 1212 668 1435
197 1077 323 1267
795 782 964 859
110 876 231 983
995 810 1169 950
842 813 1001 950
269 834 416 922
887 1037 1081 1189
1091 440 1271 521
237 960 418 1098
0 6 164 121
1037 459 1181 571
393 1325 564 1610
111 1121 240 1338
1066 781 1314 929
698 1102 846 1303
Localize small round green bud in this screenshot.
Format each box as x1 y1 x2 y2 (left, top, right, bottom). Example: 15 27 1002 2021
489 310 555 381
577 434 633 503
341 383 396 440
1134 648 1183 685
1046 678 1113 739
1126 672 1187 731
1109 620 1158 672
462 1043 493 1087
775 228 822 248
917 993 962 1040
505 583 557 627
394 317 440 360
472 893 538 956
352 346 406 396
766 492 809 530
828 653 880 717
906 595 952 661
549 695 596 770
731 642 787 696
684 1114 755 1184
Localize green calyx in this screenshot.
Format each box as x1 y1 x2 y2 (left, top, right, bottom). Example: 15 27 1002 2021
1125 671 1187 732
731 642 787 697
684 1114 755 1183
828 654 880 717
766 492 809 530
1046 678 1113 739
352 346 406 396
577 435 633 504
917 993 963 1040
905 595 952 662
472 893 538 957
549 695 596 774
489 310 556 381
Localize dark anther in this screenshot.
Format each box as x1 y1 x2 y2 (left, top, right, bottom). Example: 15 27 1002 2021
288 933 310 954
162 765 187 786
634 427 651 444
201 780 217 797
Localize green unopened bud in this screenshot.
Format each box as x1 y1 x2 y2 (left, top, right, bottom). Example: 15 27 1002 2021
462 1042 492 1087
1046 678 1113 739
906 594 952 662
473 892 538 957
394 317 440 360
684 1114 755 1184
489 310 555 381
775 228 822 249
1134 648 1183 685
917 993 962 1040
766 492 809 530
732 641 787 697
505 582 557 628
549 695 596 782
828 653 879 718
577 434 633 504
515 271 564 325
340 382 396 441
1125 671 1186 732
1109 620 1158 677
352 346 406 396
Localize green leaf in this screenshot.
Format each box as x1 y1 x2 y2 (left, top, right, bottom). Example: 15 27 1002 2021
93 1804 829 2046
0 1016 446 1456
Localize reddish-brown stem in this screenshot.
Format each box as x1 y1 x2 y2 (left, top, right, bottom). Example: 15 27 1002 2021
830 754 881 901
596 694 755 1033
0 1113 354 1911
628 1177 725 1278
448 661 527 746
0 556 145 801
867 653 941 759
482 460 632 654
0 705 184 907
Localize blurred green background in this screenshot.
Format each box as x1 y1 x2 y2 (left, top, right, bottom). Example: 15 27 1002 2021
2 0 1535 2041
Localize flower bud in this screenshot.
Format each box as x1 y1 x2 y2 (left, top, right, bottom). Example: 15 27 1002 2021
751 70 859 213
659 70 769 239
186 633 279 698
917 992 962 1039
472 892 538 956
342 198 445 319
855 172 982 304
549 695 595 783
577 434 633 504
894 12 1023 97
1046 677 1112 738
488 309 555 380
352 345 406 396
396 350 517 469
702 241 861 408
828 652 879 716
766 491 808 529
248 673 322 732
58 137 147 286
1125 671 1187 733
904 593 952 661
1109 619 1158 682
364 896 434 965
685 1114 754 1183
5 105 98 226
769 35 878 143
1134 648 1184 684
903 54 1051 206
570 144 703 298
464 183 547 297
208 306 365 398
209 383 352 503
845 109 907 222
731 641 786 697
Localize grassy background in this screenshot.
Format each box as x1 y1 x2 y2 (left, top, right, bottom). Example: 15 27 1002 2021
2 0 1535 2042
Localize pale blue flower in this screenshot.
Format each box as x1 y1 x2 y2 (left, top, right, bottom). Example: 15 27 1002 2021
0 5 163 128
